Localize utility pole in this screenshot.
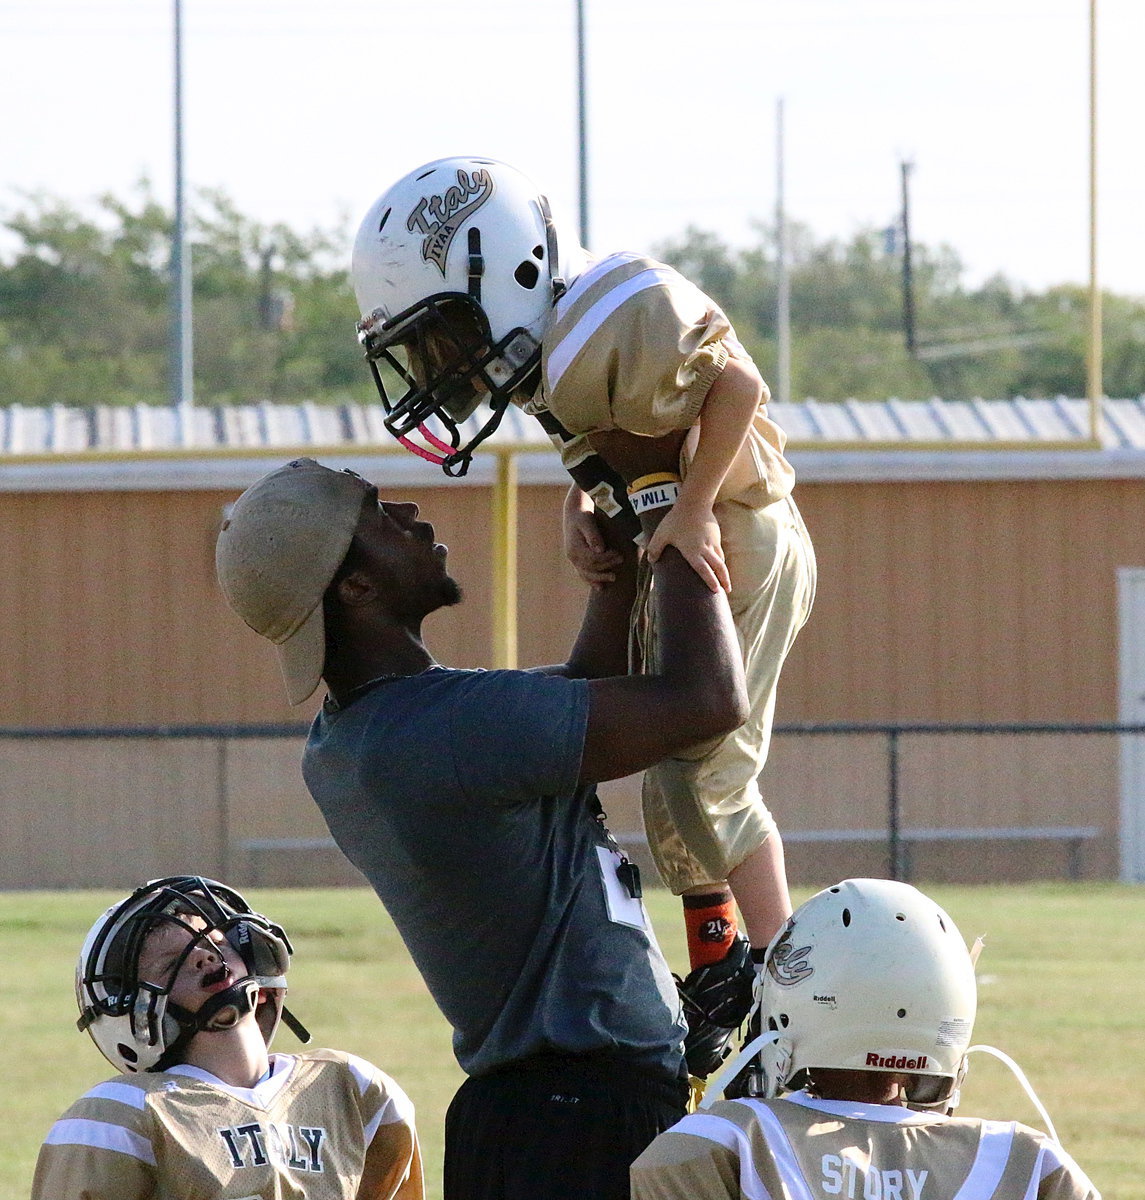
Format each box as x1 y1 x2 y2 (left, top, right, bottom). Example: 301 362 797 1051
575 0 589 249
900 159 916 357
775 98 791 405
1086 0 1102 438
171 0 194 442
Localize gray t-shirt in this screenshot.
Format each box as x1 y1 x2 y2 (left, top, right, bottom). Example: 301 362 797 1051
302 666 686 1078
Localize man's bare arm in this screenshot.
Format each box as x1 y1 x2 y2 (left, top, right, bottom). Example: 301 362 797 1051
574 430 748 784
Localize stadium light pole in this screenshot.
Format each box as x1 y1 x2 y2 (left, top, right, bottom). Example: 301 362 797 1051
171 0 194 445
575 0 589 248
775 97 791 405
900 159 917 357
1086 0 1102 440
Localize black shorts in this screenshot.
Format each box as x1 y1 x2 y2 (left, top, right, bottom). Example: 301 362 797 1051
443 1052 689 1200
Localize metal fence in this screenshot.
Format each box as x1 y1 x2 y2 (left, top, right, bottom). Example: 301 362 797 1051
765 722 1145 885
2 721 1143 889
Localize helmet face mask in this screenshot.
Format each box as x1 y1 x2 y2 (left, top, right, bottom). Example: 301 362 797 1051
755 878 977 1111
352 156 580 476
358 293 540 473
76 876 296 1074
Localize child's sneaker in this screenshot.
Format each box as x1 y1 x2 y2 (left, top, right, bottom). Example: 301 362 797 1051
676 934 755 1078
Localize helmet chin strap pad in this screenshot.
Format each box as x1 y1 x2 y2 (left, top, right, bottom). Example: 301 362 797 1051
158 978 260 1065
193 978 260 1032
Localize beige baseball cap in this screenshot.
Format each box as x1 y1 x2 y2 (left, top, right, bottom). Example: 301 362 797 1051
216 458 370 705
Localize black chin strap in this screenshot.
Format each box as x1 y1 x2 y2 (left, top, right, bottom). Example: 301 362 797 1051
153 981 312 1071
154 979 260 1069
281 1006 312 1044
193 979 260 1032
538 192 566 301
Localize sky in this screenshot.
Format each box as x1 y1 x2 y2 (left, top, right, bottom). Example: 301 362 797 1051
2 0 1143 297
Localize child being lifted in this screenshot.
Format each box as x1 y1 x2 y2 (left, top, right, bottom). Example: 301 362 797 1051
350 156 817 1078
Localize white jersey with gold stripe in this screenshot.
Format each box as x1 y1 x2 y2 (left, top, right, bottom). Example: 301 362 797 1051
630 1091 1099 1200
32 1049 423 1200
527 252 795 510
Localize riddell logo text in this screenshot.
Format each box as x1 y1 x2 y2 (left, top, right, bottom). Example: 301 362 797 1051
865 1052 929 1070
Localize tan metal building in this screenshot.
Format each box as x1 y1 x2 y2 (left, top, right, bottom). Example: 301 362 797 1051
4 397 1145 888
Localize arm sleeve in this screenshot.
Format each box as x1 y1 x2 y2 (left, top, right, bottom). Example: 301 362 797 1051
630 1129 742 1200
1036 1143 1102 1200
543 266 733 438
605 279 730 435
31 1100 156 1200
350 1059 425 1200
446 672 590 803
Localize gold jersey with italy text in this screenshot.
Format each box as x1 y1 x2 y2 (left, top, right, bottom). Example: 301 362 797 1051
528 251 795 509
630 1092 1100 1200
32 1049 423 1200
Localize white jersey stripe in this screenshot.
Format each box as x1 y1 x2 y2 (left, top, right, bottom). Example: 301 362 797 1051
363 1089 414 1145
346 1052 375 1096
781 1091 939 1125
674 1113 776 1200
363 1108 387 1146
355 1058 415 1144
1021 1147 1046 1200
547 267 680 390
1038 1139 1074 1180
45 1118 157 1166
85 1081 148 1110
552 252 644 322
747 1102 819 1200
952 1121 1017 1200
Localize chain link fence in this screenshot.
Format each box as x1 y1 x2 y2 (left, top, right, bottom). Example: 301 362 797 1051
3 722 1142 889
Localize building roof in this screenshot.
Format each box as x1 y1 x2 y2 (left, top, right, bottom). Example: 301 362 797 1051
2 396 1145 492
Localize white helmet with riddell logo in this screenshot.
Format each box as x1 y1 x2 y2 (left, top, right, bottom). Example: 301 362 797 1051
76 876 310 1074
351 156 583 476
754 878 977 1108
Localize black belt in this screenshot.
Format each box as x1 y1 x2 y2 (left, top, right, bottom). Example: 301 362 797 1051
487 1049 689 1097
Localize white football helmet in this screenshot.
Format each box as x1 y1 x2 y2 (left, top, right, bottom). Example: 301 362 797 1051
753 878 977 1108
76 876 309 1073
351 156 583 475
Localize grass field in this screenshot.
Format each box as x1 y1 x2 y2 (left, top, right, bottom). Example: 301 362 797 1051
3 883 1141 1200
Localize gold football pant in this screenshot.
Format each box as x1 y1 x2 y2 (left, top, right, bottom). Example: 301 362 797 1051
640 494 816 893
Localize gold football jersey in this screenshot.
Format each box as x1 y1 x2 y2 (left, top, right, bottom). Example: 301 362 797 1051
32 1049 423 1200
530 252 795 510
630 1092 1099 1200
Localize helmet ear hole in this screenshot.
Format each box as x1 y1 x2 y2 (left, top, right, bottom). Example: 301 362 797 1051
531 245 544 259
514 260 540 289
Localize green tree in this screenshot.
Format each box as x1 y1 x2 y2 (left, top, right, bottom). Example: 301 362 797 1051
0 183 362 407
1 189 1141 409
654 224 1145 401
